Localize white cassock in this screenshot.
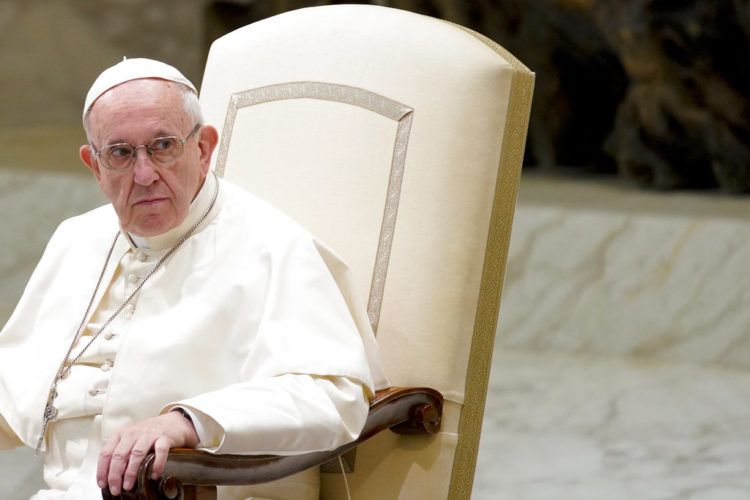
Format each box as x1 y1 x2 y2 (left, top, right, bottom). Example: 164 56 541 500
0 173 388 499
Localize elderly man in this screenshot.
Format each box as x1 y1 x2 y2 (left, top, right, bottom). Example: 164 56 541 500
0 58 386 499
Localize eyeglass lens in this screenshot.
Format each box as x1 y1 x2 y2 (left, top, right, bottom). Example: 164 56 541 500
101 137 184 170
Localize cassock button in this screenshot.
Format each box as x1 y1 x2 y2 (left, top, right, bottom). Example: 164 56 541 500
128 274 139 283
88 388 99 396
136 252 147 262
104 332 115 341
125 304 135 318
101 359 114 371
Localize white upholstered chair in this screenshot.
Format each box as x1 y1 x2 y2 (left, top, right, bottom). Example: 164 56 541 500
119 4 533 499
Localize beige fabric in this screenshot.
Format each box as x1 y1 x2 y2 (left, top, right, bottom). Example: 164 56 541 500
201 6 512 393
200 4 533 499
212 82 414 332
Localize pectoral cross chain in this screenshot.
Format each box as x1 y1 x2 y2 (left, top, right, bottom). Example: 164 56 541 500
34 175 220 455
35 378 62 453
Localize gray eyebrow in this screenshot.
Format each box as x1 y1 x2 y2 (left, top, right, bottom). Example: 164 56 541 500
103 131 180 147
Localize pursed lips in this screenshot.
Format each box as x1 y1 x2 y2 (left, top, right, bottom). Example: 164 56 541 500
132 197 168 206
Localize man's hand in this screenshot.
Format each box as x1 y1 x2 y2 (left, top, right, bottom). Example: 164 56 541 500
97 411 199 496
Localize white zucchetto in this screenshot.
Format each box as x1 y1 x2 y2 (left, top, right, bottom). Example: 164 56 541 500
83 57 197 120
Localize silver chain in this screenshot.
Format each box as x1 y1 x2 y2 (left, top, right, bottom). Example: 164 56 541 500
35 174 219 453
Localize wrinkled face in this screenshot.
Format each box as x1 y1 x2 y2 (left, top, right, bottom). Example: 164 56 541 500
80 79 217 237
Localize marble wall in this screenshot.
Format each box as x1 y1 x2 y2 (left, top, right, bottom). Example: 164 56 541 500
477 176 750 499
0 168 105 323
496 176 750 369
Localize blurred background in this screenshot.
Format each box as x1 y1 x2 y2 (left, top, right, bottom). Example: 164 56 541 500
3 0 750 192
1 1 750 499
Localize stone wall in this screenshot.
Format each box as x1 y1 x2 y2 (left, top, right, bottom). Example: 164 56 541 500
499 176 750 368
0 0 208 128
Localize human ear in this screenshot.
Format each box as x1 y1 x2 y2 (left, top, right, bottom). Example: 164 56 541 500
197 125 219 175
80 144 102 180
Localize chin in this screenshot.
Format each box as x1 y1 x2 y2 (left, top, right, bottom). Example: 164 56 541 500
127 215 177 237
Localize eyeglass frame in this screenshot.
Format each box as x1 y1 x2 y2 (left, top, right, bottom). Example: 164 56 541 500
90 123 203 171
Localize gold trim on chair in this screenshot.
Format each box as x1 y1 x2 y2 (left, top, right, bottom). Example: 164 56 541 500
442 25 536 500
214 82 414 334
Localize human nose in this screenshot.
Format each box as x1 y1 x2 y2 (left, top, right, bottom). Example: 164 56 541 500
131 147 159 186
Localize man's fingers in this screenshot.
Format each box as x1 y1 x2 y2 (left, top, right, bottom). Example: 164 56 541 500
96 434 121 489
151 437 172 480
96 414 199 493
122 436 154 491
107 436 136 496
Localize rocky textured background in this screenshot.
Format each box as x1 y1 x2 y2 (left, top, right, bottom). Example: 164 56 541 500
463 0 750 193
207 0 750 193
1 0 748 192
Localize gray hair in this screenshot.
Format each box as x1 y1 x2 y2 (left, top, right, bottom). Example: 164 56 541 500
83 81 203 144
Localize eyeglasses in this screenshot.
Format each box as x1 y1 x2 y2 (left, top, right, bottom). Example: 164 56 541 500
92 123 202 171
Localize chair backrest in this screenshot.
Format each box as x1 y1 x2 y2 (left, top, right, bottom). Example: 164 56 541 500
199 5 533 498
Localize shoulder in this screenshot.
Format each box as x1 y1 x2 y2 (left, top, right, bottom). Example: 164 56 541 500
48 203 118 251
20 203 119 300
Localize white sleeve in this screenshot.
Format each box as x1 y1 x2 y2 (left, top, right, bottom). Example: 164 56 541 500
167 406 213 448
159 225 378 455
162 374 368 455
0 414 22 451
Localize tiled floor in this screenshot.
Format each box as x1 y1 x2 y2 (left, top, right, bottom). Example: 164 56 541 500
474 349 750 500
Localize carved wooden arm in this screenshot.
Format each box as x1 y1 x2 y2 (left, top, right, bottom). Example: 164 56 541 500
102 386 442 500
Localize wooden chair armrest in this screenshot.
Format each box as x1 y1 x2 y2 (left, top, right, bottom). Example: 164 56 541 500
102 386 442 499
